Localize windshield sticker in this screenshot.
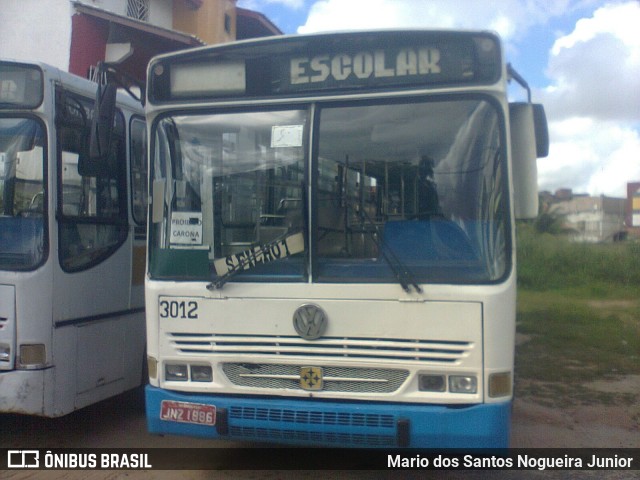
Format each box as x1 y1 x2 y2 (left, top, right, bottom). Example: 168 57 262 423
170 212 203 245
0 153 7 177
271 125 304 148
214 232 304 276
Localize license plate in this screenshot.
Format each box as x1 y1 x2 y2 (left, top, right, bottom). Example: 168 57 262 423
160 400 216 426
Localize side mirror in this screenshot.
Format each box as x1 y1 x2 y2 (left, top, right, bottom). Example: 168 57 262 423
533 104 549 158
510 102 541 220
81 82 117 176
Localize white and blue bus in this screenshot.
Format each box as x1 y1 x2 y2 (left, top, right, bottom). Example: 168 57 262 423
141 30 548 447
0 60 147 416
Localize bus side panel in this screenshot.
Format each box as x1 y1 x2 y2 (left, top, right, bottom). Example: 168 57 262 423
51 323 76 416
73 310 145 411
0 369 54 415
0 284 17 371
51 305 145 416
0 265 55 415
50 235 146 415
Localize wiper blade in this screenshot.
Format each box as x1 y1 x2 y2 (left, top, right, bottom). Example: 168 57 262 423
355 207 423 294
207 231 305 290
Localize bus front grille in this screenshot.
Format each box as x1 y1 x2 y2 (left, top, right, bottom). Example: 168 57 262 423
222 363 409 393
228 405 397 446
168 333 473 364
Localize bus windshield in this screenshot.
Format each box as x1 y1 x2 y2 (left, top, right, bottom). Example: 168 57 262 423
150 96 509 285
0 117 46 270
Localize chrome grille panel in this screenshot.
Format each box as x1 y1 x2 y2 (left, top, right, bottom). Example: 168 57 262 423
230 406 395 427
228 406 397 446
223 363 409 393
227 426 396 447
168 333 473 364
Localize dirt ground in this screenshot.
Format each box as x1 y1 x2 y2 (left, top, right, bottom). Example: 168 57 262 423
512 379 639 448
2 378 639 479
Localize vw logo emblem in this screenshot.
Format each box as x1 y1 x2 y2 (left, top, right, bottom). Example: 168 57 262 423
293 304 328 340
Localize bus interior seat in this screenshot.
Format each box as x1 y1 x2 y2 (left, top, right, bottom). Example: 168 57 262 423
382 219 476 261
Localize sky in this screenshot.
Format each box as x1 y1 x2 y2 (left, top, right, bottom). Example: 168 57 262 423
237 0 640 198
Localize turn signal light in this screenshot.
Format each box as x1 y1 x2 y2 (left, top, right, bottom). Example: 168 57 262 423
489 372 512 397
18 344 46 369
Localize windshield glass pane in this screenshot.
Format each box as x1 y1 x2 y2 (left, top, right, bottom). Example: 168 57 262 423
150 99 509 285
0 117 46 270
316 98 509 283
150 109 307 281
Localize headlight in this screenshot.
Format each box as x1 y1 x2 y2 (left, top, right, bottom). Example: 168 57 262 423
165 363 188 381
0 343 10 362
191 365 213 382
449 375 477 394
418 374 446 392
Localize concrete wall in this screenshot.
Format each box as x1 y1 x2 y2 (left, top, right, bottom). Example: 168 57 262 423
0 0 176 72
0 0 73 70
75 0 174 29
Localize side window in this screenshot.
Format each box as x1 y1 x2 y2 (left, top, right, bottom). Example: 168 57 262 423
130 117 147 226
56 89 127 272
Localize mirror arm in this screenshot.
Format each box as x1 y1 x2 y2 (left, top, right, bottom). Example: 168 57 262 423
507 63 531 103
97 62 146 106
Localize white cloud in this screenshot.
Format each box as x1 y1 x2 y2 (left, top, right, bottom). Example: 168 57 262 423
297 0 570 41
551 2 640 56
539 1 640 196
543 2 640 122
239 0 305 11
539 118 640 196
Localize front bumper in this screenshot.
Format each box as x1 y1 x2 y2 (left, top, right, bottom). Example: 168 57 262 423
146 385 510 448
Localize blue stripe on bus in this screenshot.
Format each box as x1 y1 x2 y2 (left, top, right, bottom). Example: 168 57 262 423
146 385 510 448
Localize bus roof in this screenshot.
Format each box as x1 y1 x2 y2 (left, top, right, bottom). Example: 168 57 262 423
0 58 143 112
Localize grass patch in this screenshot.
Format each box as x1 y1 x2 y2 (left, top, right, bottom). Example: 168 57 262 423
516 223 640 298
515 225 640 405
516 291 640 382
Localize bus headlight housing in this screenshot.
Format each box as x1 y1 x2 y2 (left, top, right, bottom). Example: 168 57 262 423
0 343 10 362
165 364 188 381
190 365 213 382
164 363 213 382
449 375 477 394
418 374 446 392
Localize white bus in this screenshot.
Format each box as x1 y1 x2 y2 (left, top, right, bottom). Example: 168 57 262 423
0 60 147 416
141 30 548 447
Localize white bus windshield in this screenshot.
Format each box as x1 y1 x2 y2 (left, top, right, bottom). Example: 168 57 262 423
150 97 509 285
0 117 46 270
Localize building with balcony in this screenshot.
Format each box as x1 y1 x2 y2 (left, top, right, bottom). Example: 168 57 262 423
1 0 281 85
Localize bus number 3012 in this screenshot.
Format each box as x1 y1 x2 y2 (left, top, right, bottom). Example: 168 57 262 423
159 300 199 319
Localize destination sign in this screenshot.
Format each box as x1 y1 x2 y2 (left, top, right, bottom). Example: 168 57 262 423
151 31 501 103
275 39 482 93
289 48 443 86
0 62 44 109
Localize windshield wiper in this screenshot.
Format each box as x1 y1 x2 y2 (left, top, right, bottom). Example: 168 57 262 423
352 205 423 294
